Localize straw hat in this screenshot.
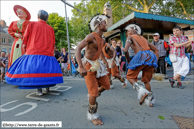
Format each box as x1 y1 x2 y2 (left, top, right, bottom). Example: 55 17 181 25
14 5 31 20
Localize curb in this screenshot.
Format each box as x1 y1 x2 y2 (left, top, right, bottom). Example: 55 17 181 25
63 77 194 83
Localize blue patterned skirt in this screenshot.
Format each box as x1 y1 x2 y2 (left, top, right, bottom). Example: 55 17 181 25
127 50 158 70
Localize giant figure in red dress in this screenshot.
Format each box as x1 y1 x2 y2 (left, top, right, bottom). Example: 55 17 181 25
8 5 31 68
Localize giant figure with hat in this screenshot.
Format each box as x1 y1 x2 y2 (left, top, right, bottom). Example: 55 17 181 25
124 24 159 107
76 14 112 125
8 5 31 69
6 10 63 95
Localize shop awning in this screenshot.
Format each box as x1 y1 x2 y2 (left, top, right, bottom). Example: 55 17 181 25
107 12 194 34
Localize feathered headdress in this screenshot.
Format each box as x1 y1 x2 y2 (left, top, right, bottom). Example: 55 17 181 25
125 24 142 35
88 13 110 32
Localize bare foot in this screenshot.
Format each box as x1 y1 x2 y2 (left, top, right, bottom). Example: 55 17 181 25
122 83 127 88
139 93 148 105
92 118 103 125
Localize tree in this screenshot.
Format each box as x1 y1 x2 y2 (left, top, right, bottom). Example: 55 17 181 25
47 13 74 50
70 0 194 41
70 0 132 42
113 0 156 13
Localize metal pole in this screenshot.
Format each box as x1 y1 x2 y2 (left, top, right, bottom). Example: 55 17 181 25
61 0 82 13
60 39 61 51
64 3 72 75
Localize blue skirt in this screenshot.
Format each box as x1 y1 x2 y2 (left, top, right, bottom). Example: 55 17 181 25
5 55 63 89
128 50 158 70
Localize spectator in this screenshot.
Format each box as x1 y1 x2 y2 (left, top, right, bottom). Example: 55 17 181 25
169 26 192 89
165 42 172 68
191 41 194 70
110 39 117 48
5 53 9 73
151 33 169 77
54 46 62 64
0 51 6 83
181 32 191 81
184 36 191 70
61 47 69 75
115 40 122 59
117 40 124 56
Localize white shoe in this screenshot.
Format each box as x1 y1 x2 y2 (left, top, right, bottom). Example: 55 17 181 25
37 89 43 96
110 85 114 89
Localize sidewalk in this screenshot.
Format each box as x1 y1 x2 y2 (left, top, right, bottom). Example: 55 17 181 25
63 61 194 83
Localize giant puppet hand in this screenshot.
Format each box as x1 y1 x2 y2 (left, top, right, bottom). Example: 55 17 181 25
22 44 26 53
79 66 87 76
15 33 23 38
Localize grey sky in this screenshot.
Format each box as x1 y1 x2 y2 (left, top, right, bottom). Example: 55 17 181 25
1 0 81 26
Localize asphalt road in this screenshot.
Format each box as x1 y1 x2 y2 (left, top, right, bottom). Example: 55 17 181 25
0 75 193 129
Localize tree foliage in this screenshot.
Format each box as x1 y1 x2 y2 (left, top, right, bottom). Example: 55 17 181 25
152 0 194 20
70 0 194 41
47 13 74 50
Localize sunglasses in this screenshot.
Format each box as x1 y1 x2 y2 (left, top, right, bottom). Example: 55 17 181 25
16 10 25 13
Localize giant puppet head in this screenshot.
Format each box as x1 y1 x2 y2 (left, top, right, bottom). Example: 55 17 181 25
14 5 31 20
38 10 49 21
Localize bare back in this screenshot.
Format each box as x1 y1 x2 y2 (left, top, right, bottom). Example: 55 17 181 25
130 35 144 54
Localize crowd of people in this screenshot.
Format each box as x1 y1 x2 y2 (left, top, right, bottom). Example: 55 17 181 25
0 5 194 126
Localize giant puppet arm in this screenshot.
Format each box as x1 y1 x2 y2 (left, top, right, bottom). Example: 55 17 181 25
8 21 23 39
75 34 94 76
22 22 32 53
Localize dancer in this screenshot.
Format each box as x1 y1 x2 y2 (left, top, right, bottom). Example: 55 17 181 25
102 42 127 88
6 10 63 95
76 14 111 125
8 5 31 68
124 24 159 107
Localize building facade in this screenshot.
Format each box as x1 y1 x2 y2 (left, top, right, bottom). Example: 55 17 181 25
0 20 13 54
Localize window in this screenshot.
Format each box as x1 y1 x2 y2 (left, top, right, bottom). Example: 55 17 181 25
9 48 11 53
2 37 6 44
9 38 12 44
2 48 7 53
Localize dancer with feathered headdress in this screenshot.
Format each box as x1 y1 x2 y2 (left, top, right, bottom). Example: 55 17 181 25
124 24 159 107
76 14 112 125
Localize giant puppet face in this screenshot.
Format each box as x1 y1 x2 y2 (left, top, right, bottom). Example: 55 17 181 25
16 8 27 19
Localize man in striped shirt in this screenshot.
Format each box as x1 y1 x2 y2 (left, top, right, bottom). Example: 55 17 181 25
169 26 192 89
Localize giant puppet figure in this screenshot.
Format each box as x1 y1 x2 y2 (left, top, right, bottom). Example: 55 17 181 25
76 14 112 126
6 10 63 95
124 24 159 107
8 5 31 68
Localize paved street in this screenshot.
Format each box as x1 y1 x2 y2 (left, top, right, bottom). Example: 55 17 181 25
0 66 193 129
